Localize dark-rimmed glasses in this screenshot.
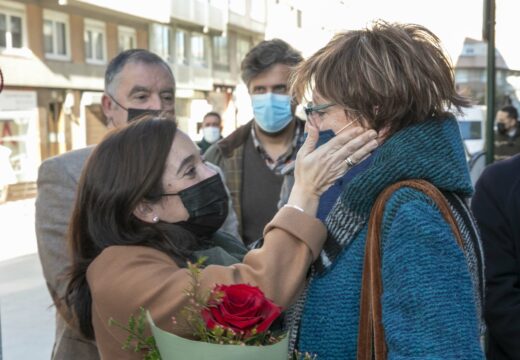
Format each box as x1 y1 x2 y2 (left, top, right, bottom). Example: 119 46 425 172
303 102 335 124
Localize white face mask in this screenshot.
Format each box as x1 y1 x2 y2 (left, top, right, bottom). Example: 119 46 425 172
202 126 221 143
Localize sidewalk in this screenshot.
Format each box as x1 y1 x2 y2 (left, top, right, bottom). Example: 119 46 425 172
0 198 39 262
0 198 55 359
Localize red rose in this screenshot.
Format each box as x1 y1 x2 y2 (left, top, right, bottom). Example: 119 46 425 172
201 284 282 336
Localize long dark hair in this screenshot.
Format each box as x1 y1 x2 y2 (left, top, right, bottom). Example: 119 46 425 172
65 116 200 340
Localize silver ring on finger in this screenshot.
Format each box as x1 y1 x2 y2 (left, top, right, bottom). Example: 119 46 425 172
345 156 356 167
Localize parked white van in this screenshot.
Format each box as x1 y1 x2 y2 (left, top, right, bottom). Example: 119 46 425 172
456 105 487 186
457 105 486 155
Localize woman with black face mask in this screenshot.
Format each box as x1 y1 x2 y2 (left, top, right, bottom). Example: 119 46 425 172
64 114 377 359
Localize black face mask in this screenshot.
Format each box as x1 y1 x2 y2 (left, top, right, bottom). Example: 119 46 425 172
107 93 168 123
173 174 229 237
127 108 164 122
497 123 508 135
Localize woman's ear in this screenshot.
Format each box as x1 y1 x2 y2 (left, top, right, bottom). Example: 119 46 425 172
133 201 159 223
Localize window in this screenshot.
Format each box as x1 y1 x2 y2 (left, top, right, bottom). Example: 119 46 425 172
250 0 266 22
229 0 246 15
455 69 484 84
191 32 209 67
210 0 227 9
455 70 469 83
212 36 228 71
0 4 24 51
175 28 189 65
84 19 106 64
457 121 482 141
150 24 171 62
43 10 69 60
236 36 250 69
296 9 302 28
118 26 136 53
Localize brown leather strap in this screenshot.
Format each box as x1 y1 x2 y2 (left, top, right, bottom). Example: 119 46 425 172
357 179 465 360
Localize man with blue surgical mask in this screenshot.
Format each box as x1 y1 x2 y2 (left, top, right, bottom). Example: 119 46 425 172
205 39 305 246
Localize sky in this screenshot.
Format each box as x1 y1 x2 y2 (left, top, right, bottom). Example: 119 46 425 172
302 0 520 70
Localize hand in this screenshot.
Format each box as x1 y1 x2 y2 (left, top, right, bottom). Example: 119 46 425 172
287 123 378 215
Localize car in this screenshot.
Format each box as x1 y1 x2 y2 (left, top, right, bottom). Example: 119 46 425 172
457 105 486 156
456 105 487 187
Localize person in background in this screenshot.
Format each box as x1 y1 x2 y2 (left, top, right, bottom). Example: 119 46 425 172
205 39 305 246
197 111 223 154
494 105 520 161
472 154 520 360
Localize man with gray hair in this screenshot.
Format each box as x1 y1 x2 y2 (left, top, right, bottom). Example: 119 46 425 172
205 39 305 246
36 49 238 359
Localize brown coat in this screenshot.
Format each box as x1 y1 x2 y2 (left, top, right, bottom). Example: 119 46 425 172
86 207 326 359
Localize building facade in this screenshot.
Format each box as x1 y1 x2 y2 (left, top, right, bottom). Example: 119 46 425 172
0 0 269 198
455 37 520 108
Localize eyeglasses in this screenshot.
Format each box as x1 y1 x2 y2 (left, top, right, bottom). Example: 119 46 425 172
303 102 335 124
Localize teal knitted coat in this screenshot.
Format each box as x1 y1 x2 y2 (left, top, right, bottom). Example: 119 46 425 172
297 118 484 359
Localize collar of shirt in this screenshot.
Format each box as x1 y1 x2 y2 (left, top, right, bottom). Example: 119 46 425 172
251 119 304 175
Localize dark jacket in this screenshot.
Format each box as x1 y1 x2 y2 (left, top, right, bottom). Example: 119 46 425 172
197 137 222 155
204 117 305 235
494 125 520 161
472 154 520 360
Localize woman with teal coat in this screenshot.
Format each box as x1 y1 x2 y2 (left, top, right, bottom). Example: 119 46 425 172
289 22 485 359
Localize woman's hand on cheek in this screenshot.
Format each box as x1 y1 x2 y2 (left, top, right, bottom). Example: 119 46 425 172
293 125 378 197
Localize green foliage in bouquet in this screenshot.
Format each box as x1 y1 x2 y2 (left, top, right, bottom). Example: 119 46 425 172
109 307 160 360
109 257 317 359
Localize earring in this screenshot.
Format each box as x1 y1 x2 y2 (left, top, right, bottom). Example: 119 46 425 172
152 216 159 223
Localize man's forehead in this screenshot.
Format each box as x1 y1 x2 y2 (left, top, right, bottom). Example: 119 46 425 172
497 111 510 120
115 62 174 88
249 63 291 86
204 115 220 122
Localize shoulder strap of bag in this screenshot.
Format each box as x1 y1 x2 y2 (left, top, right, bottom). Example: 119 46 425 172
356 179 465 360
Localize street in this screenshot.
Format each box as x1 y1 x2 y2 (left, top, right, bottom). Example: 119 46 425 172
0 198 55 359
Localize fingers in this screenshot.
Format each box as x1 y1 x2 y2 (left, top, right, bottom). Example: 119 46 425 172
292 125 378 198
298 122 319 158
325 126 366 150
346 139 378 166
331 129 378 165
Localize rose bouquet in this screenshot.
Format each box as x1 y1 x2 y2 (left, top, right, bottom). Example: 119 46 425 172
110 259 316 359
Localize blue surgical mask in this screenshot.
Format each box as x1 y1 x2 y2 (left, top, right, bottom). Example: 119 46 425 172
304 121 355 148
251 93 293 133
303 129 336 148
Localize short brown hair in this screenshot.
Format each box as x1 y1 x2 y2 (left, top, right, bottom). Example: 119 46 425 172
499 105 518 120
203 111 222 124
241 39 303 85
291 21 470 137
